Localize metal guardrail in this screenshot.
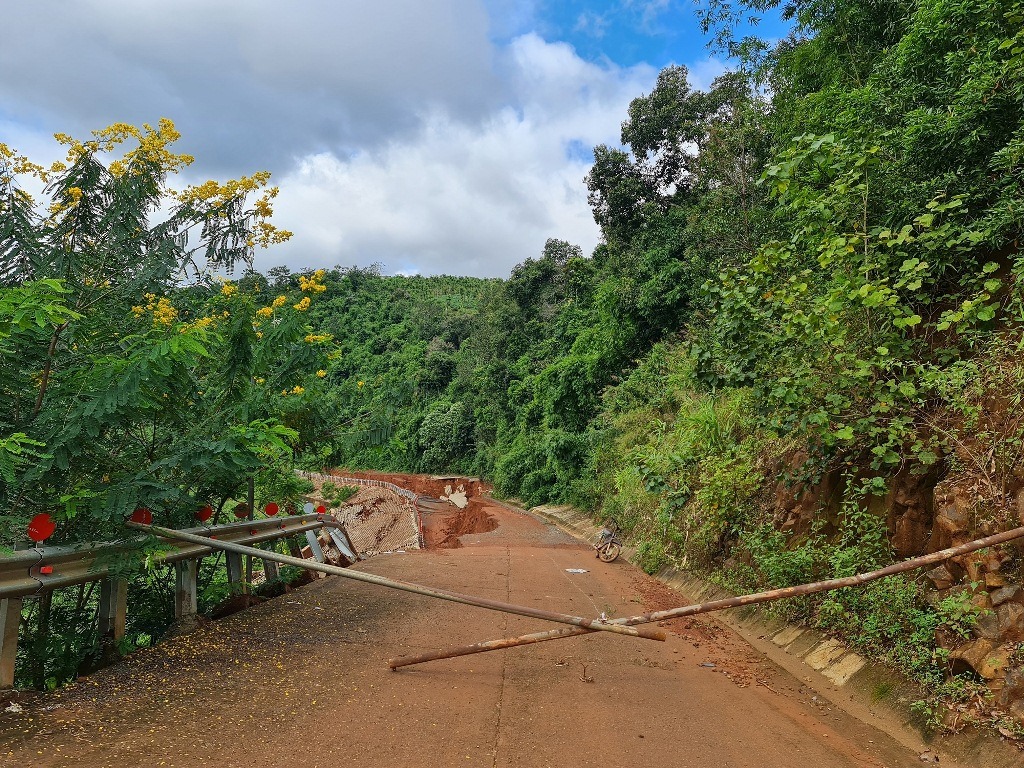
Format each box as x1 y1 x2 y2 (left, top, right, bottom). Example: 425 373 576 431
0 514 328 599
0 512 362 687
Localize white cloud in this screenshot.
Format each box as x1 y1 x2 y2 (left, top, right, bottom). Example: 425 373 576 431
1 3 728 277
574 12 610 39
0 0 498 172
685 57 730 91
261 34 657 276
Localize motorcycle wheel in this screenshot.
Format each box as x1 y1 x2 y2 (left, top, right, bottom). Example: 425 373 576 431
598 541 621 563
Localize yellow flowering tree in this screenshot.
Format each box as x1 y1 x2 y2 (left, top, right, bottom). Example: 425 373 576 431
179 273 338 456
0 120 310 548
0 121 346 688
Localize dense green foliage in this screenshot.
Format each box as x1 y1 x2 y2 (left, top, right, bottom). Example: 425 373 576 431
307 0 1024 705
4 0 1024 710
0 122 330 547
0 122 332 686
311 0 1024 518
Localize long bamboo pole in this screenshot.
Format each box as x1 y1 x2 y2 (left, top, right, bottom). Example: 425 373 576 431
127 521 665 642
388 524 1024 669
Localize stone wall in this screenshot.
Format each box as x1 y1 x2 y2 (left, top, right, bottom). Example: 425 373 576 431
781 464 1024 726
922 483 1024 724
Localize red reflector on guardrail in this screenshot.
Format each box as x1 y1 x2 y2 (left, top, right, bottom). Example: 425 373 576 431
28 513 56 543
130 508 153 525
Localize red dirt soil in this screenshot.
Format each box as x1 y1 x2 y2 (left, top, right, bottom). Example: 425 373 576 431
422 500 499 549
330 468 499 549
327 468 491 499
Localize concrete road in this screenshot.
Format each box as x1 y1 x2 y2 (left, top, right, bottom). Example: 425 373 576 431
0 500 939 767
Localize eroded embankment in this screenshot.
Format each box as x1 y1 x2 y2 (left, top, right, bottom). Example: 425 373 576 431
325 469 499 550
424 500 499 549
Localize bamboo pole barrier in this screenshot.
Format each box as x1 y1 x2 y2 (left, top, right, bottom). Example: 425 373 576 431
127 522 665 642
388 524 1024 669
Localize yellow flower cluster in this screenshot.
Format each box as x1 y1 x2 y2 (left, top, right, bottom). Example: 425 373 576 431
132 293 178 327
178 172 270 204
56 119 193 177
152 297 177 326
357 381 365 388
316 369 327 378
174 173 291 248
253 219 293 247
304 333 333 344
253 190 276 218
48 186 84 215
221 282 238 297
177 312 228 333
299 270 327 293
255 307 274 320
0 142 45 180
281 385 305 396
293 296 311 312
271 295 288 309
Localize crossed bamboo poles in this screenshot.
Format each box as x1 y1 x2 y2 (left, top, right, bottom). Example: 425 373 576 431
127 521 666 641
130 520 1024 672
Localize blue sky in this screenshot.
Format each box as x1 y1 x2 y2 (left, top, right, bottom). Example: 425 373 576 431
0 1 790 278
496 1 789 67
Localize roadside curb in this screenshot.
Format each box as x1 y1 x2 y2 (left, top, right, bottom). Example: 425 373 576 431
525 502 1023 768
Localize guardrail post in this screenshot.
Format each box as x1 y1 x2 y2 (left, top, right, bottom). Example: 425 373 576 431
226 552 245 593
261 544 280 582
98 579 127 657
327 527 358 563
174 560 198 618
305 530 326 563
0 597 22 688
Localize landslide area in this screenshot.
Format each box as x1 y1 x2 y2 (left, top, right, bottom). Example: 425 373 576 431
325 469 499 549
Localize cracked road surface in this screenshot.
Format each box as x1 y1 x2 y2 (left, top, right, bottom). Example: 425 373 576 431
1 497 940 767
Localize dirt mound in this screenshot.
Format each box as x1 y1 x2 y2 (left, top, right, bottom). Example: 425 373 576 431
423 500 498 549
327 469 490 499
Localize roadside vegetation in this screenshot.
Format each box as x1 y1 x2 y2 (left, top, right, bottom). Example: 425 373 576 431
301 0 1024 731
3 0 1024 731
0 122 331 686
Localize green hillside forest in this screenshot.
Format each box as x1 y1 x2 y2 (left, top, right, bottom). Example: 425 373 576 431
3 0 1024 732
